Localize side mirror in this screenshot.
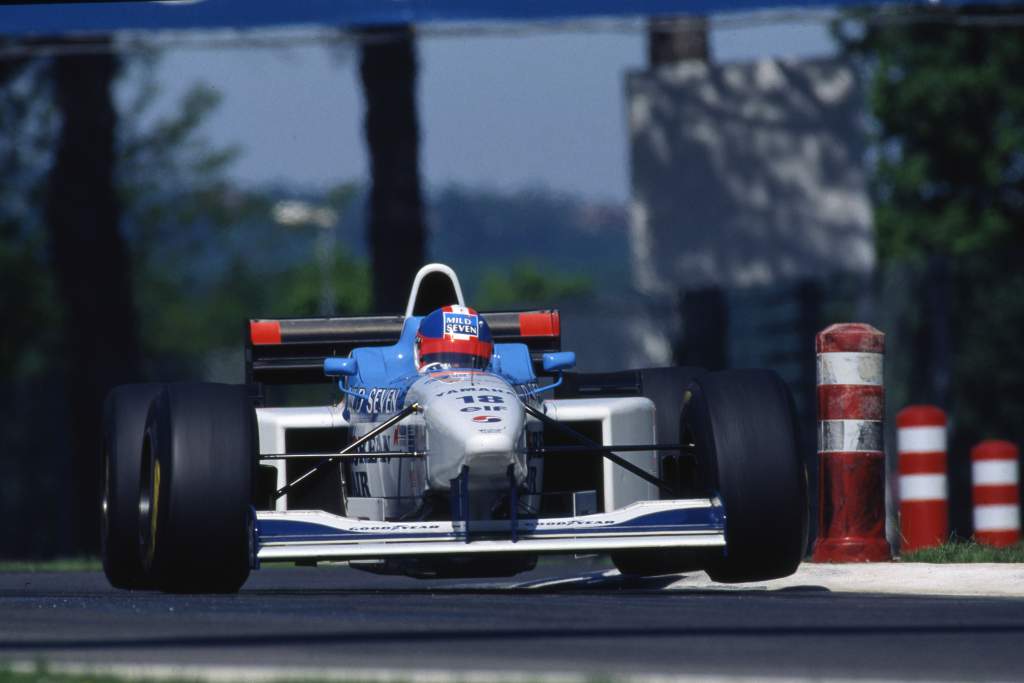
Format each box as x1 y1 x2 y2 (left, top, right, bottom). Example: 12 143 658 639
324 357 358 377
542 351 576 373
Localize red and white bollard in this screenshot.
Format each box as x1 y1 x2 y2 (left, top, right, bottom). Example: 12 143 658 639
812 323 891 562
896 405 948 552
971 440 1020 547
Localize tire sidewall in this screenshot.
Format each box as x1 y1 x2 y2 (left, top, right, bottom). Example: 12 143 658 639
685 369 808 582
141 383 256 593
101 383 163 589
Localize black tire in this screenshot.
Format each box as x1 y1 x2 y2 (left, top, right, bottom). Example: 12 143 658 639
101 383 164 589
638 367 708 462
140 383 256 593
611 547 710 577
611 367 708 577
686 369 808 583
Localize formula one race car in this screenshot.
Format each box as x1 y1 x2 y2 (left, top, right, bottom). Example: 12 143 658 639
101 264 808 592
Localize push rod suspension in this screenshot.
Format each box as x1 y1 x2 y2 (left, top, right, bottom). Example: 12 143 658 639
273 403 422 500
521 403 680 498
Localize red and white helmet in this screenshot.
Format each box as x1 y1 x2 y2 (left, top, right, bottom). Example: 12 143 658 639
414 305 494 371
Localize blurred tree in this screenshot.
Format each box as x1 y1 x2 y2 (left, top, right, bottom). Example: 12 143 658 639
2 42 370 557
267 185 370 318
359 26 426 314
476 263 591 310
0 51 72 558
0 54 58 383
115 63 369 369
837 7 1023 261
138 189 371 373
837 7 1024 535
45 37 141 554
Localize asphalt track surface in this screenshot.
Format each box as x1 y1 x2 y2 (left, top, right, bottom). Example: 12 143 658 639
2 563 1023 681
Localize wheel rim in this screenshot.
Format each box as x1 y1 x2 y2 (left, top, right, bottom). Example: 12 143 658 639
100 445 111 556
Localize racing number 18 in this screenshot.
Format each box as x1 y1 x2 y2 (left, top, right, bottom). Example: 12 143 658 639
458 395 507 413
457 395 504 404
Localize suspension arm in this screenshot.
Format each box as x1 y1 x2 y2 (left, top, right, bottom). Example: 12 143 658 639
521 403 680 498
273 403 422 500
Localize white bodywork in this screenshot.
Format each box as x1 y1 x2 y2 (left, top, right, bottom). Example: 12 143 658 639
404 263 466 318
257 405 348 512
542 397 658 512
257 394 657 515
257 499 724 563
407 370 529 491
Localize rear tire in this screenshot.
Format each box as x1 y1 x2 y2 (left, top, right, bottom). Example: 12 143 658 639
140 383 256 593
687 369 808 582
101 383 163 590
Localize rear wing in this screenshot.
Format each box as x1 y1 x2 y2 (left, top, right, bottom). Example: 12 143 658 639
246 310 561 385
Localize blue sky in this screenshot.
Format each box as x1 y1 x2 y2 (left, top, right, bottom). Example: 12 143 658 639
148 20 837 203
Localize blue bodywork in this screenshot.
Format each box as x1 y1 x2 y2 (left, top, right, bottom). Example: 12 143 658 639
334 316 540 419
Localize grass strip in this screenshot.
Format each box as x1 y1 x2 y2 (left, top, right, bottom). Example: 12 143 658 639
0 670 169 683
1 666 284 683
0 558 101 573
0 557 100 573
0 663 201 683
902 540 1024 563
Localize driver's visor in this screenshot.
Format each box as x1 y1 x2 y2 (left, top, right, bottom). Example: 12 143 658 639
420 352 490 370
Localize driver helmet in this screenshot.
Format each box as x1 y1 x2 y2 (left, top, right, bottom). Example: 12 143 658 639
415 305 493 371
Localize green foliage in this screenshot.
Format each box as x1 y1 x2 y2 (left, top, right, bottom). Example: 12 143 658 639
837 9 1024 465
112 58 370 375
0 557 100 572
270 250 372 319
139 241 370 372
0 51 371 557
0 667 205 683
0 60 61 382
903 540 1024 563
0 52 372 381
425 186 631 296
947 252 1024 450
837 7 1024 261
475 262 592 310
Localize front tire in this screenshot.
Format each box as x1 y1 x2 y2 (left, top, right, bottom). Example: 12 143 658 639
140 383 256 593
687 369 808 582
101 383 164 589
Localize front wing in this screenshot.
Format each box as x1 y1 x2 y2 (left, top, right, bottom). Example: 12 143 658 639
254 498 725 563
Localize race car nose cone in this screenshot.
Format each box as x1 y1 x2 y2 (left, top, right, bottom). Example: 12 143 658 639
464 431 515 456
462 432 521 487
410 370 528 492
